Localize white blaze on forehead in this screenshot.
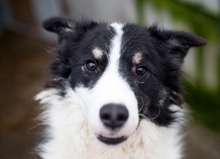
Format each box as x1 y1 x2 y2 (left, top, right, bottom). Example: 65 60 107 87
132 52 143 64
92 47 103 60
110 22 124 63
91 22 126 105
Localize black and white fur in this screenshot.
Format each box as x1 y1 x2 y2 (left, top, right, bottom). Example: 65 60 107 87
36 17 206 159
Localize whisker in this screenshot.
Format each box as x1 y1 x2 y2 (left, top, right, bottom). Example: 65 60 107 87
139 113 148 120
150 106 161 120
139 105 161 121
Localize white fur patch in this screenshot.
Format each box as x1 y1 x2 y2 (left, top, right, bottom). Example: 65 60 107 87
36 89 183 159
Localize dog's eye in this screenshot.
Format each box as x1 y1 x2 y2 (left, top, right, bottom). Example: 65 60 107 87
136 66 147 76
85 60 98 72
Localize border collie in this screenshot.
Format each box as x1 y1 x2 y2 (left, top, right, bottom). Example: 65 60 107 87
35 17 206 159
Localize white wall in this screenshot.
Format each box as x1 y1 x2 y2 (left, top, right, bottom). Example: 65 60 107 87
65 0 136 23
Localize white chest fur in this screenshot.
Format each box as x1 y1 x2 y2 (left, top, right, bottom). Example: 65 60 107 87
36 89 184 159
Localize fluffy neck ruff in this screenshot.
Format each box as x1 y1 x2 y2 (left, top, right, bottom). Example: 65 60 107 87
36 89 184 159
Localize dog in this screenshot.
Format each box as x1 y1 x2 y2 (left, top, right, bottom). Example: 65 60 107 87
35 17 206 159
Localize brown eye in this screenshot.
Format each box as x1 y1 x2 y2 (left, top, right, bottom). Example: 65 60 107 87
136 66 147 76
85 60 97 72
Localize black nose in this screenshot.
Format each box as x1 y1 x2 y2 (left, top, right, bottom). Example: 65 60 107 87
100 104 129 130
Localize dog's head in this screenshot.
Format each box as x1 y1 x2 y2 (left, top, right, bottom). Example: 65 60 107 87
42 17 206 145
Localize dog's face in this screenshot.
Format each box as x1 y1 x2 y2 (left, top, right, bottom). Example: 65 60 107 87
42 17 206 145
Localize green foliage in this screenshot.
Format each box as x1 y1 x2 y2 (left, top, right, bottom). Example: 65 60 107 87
135 0 220 132
136 0 219 39
183 79 220 132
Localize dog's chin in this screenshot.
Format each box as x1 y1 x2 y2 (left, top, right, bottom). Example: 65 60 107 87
97 135 127 145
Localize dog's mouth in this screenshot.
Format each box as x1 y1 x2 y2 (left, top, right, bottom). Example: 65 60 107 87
98 135 127 145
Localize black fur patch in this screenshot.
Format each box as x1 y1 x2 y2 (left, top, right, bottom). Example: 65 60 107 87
119 24 206 126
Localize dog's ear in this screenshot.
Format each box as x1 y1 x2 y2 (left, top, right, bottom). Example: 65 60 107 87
42 17 77 43
43 17 75 34
148 26 207 64
42 17 99 43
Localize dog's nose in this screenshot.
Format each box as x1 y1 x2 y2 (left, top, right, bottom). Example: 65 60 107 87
100 104 129 130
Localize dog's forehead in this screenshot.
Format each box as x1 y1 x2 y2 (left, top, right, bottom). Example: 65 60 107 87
93 23 146 47
71 22 151 65
98 23 148 61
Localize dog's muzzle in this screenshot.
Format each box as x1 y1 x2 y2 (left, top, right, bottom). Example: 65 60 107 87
98 104 129 145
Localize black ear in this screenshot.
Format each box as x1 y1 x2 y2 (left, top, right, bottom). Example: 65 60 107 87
42 17 75 34
148 26 207 63
42 17 99 43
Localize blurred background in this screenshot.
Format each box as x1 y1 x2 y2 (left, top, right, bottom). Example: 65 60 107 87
0 0 219 159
